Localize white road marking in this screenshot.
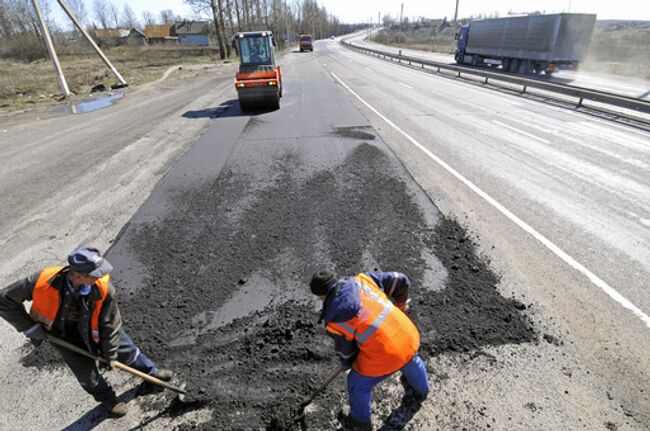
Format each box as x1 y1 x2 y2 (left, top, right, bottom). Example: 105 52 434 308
330 71 650 329
366 67 374 72
399 81 414 90
493 120 550 144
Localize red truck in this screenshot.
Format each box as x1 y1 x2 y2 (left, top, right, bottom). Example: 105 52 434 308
299 34 313 52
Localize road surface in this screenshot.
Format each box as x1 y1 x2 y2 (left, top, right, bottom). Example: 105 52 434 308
353 33 650 101
0 38 648 431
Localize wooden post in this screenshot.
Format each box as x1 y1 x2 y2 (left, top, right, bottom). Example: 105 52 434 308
57 0 128 86
32 0 70 96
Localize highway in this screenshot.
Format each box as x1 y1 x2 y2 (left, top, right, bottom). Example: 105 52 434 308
354 33 650 101
319 35 650 426
0 36 648 431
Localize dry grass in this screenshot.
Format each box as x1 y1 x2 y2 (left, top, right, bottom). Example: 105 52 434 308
372 29 456 55
0 46 223 111
581 25 650 79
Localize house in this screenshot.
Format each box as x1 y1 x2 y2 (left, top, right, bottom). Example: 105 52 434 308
127 28 147 46
145 24 178 45
174 20 210 46
93 28 129 46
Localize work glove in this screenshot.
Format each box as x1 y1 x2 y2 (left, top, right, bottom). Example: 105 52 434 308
396 298 412 313
99 353 117 372
98 360 114 372
23 323 46 347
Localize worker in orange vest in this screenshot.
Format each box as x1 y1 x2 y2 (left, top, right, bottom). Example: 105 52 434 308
310 270 430 431
0 247 173 417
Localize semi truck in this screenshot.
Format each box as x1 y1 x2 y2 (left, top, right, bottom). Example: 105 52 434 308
454 13 596 75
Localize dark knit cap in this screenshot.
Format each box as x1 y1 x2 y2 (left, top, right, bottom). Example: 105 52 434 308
310 270 337 295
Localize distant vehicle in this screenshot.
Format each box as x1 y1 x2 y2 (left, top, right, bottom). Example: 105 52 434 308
454 13 596 75
299 34 314 52
232 31 283 110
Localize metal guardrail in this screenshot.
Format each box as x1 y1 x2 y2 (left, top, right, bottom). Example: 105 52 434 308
341 40 650 116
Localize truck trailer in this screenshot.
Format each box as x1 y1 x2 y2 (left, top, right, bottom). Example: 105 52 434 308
455 13 596 75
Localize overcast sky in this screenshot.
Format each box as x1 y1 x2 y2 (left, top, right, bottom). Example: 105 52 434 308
50 0 650 29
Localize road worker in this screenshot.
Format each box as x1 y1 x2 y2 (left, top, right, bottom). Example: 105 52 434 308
0 247 173 417
309 270 430 431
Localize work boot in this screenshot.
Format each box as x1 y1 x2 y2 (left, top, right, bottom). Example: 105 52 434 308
349 419 372 431
337 410 372 431
141 368 174 393
102 400 128 417
151 368 174 382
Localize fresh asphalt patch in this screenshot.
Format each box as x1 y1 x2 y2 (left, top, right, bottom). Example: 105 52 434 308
18 57 537 430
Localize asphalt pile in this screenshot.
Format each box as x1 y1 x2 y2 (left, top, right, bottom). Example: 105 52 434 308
21 142 536 430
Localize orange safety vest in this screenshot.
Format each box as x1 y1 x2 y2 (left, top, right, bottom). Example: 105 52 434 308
29 266 110 343
327 273 420 377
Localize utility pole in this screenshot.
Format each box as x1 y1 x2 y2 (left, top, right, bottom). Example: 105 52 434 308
32 0 70 96
454 0 459 23
399 3 404 29
57 0 128 86
378 11 380 27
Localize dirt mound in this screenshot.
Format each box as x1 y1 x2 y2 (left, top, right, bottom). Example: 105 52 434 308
21 142 536 430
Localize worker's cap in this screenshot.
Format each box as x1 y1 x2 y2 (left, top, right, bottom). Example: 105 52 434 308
309 270 337 296
68 247 113 277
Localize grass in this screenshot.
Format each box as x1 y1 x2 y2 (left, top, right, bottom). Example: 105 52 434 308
371 29 456 55
0 46 226 111
581 25 650 79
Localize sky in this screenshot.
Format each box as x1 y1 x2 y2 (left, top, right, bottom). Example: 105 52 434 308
49 0 650 30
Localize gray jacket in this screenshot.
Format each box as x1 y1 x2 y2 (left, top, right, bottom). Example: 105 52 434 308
0 267 122 360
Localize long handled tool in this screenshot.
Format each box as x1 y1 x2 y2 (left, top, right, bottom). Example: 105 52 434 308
297 365 347 411
45 334 189 401
268 366 348 430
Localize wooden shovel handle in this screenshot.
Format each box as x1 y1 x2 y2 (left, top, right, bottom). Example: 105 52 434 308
45 334 187 395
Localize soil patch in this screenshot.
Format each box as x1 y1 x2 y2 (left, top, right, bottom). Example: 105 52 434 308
20 142 536 430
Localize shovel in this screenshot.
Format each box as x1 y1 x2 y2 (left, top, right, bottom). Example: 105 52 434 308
290 365 348 426
297 366 347 412
45 334 189 402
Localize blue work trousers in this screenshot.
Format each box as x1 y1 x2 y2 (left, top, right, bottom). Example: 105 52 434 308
53 329 157 403
347 352 429 424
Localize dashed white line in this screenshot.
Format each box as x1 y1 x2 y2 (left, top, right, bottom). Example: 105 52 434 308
330 71 650 329
399 81 414 90
493 120 550 144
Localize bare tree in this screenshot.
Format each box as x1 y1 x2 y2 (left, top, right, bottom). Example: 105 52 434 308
93 0 109 28
185 0 227 59
0 1 14 38
142 9 156 26
121 4 138 28
67 0 88 27
160 9 175 23
108 2 120 27
225 0 236 34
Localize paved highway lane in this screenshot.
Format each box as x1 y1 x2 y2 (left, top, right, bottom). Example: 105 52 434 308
353 34 650 101
0 66 236 283
318 37 650 425
0 39 647 430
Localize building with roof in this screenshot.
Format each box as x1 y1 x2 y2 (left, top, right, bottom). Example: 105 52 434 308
174 20 210 46
127 28 147 46
145 24 178 45
93 28 129 46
